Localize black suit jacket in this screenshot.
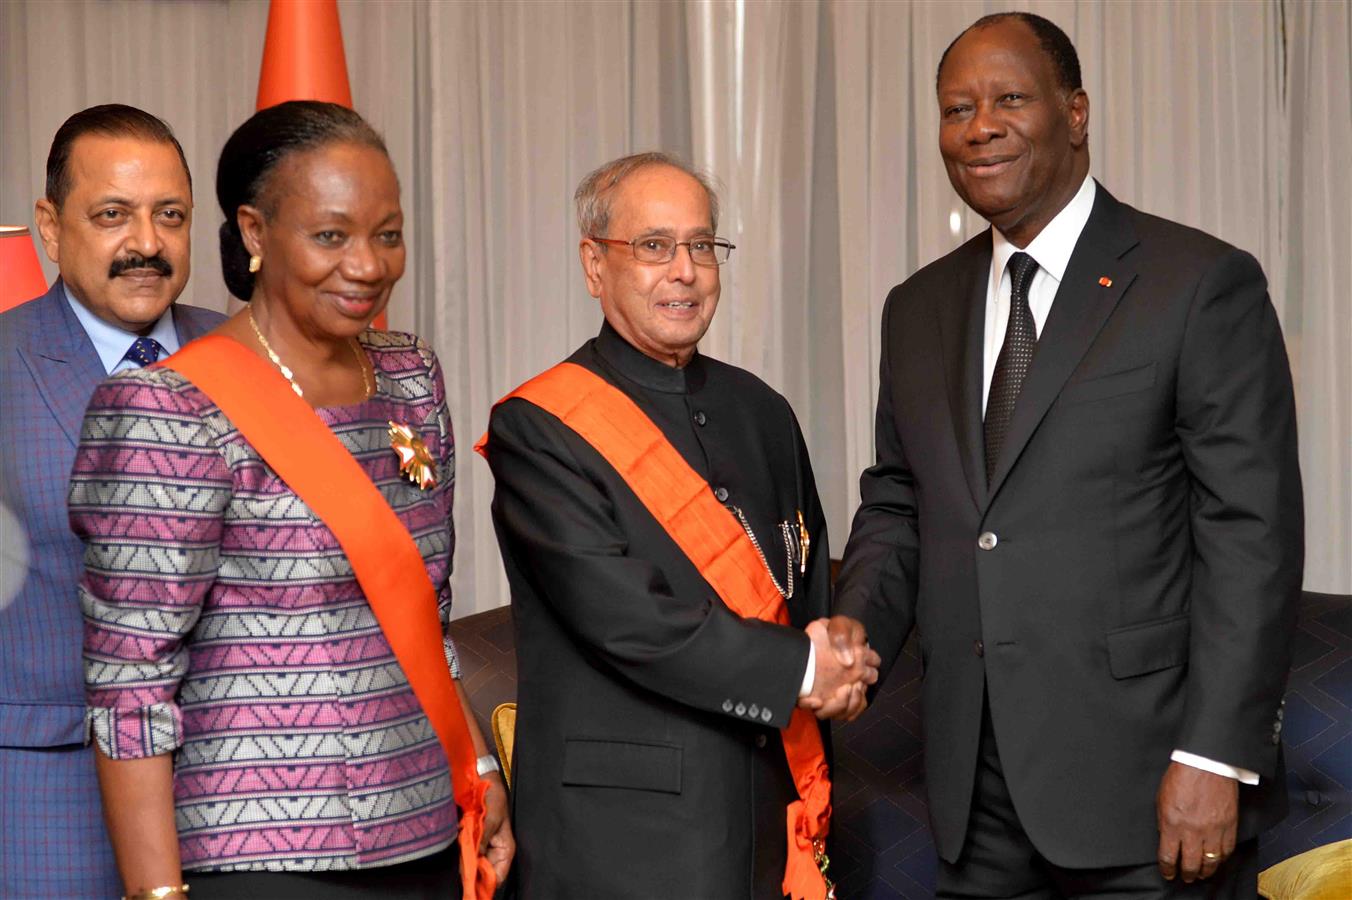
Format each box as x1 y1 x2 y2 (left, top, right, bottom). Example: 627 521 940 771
484 324 831 899
834 185 1303 868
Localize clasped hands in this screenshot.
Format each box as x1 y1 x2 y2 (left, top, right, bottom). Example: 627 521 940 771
798 616 881 721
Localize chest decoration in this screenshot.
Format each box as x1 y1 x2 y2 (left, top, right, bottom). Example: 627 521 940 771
797 509 811 575
728 506 809 599
388 421 437 490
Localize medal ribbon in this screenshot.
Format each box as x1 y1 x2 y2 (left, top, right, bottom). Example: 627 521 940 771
162 335 495 900
475 361 832 900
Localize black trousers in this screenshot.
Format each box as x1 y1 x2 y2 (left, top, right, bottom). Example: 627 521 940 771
190 844 462 900
937 701 1258 899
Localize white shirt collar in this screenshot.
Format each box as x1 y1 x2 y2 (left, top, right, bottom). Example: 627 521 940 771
991 174 1097 285
63 281 180 374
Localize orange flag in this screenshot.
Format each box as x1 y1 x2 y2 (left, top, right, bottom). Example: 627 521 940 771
255 0 388 328
256 0 352 109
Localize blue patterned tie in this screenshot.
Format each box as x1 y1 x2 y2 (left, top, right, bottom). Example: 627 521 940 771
124 337 165 368
984 251 1040 483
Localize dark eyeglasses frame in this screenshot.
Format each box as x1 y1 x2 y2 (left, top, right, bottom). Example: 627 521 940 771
588 235 737 267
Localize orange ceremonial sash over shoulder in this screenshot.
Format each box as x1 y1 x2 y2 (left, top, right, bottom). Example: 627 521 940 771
474 361 833 900
162 335 495 900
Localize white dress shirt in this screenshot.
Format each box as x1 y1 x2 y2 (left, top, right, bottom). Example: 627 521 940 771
64 282 180 374
982 174 1257 785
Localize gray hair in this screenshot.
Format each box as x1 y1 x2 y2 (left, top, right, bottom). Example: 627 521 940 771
574 151 721 238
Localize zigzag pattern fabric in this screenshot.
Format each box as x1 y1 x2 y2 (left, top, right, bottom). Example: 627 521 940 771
70 331 462 873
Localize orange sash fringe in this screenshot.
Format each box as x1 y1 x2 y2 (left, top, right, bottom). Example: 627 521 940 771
164 335 495 899
476 361 832 900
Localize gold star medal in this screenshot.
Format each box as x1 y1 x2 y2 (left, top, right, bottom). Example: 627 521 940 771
797 509 811 575
388 421 437 490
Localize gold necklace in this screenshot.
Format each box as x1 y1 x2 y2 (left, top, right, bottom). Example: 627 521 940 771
248 308 372 400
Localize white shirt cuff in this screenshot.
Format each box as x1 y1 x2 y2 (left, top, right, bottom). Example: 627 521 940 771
799 642 816 698
1171 749 1260 785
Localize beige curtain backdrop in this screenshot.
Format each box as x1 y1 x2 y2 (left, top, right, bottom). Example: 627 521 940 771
1 0 1346 614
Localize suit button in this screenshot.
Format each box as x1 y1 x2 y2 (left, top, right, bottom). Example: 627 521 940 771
722 699 733 713
748 703 760 719
760 708 773 723
1272 733 1281 745
714 486 729 502
977 532 998 551
755 734 768 749
974 640 985 657
694 411 707 426
735 702 747 716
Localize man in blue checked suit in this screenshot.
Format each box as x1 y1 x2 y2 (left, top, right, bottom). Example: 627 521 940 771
0 104 223 898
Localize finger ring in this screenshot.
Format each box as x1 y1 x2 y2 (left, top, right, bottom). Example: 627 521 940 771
1203 851 1220 861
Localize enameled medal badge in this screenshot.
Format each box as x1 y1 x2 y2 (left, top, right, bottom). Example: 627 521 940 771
388 421 437 490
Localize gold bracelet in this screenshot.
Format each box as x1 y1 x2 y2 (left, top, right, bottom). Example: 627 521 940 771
123 884 190 900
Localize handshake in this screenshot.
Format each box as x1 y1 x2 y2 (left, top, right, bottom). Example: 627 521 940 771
798 616 881 722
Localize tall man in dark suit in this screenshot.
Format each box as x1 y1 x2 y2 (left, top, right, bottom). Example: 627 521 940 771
832 13 1303 898
481 152 877 899
0 104 223 898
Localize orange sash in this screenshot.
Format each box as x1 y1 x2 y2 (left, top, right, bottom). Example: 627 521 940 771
162 335 494 900
475 361 832 900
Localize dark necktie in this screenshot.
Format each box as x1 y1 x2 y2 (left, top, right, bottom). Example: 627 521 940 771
984 251 1040 483
124 337 165 368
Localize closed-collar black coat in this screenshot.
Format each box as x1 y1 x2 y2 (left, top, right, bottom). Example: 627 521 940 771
484 323 831 899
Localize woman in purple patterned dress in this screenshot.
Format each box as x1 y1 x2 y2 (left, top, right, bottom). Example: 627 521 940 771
71 101 512 900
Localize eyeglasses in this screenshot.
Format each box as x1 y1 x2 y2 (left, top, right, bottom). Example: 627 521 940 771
588 235 736 267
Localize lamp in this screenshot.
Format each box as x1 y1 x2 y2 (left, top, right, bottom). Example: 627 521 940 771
0 226 48 313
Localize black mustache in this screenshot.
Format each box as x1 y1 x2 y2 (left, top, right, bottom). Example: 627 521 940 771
109 254 173 278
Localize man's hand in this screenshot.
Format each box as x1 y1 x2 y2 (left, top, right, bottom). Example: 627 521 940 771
1156 761 1238 883
479 772 515 882
799 616 880 721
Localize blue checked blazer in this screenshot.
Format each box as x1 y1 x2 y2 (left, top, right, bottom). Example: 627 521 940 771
0 281 223 897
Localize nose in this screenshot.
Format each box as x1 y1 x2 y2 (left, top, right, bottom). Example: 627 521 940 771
340 238 382 282
965 101 1005 144
667 242 697 284
127 209 162 257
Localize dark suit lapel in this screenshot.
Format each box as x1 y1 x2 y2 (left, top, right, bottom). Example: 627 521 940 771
16 282 107 447
937 235 993 511
986 186 1141 501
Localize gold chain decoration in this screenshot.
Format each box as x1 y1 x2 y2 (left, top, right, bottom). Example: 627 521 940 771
814 838 837 900
248 308 371 400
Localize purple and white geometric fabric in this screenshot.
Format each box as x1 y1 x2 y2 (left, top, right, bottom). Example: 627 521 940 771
70 330 463 873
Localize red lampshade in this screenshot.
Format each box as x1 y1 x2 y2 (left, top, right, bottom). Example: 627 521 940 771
0 226 48 313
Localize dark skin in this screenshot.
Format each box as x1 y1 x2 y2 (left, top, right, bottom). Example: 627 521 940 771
937 18 1239 881
936 19 1089 249
96 143 513 895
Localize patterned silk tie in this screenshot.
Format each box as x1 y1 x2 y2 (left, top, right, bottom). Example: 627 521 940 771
124 336 165 368
984 251 1040 483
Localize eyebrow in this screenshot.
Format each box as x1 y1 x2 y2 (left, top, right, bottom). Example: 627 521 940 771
88 195 189 208
636 227 715 237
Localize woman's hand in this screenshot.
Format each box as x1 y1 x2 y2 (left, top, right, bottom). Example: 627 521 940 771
479 772 515 882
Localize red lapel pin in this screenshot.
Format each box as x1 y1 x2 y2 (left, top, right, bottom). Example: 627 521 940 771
1098 276 1113 287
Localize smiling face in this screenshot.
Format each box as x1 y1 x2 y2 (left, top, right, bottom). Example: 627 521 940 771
33 135 192 334
240 141 405 341
937 18 1089 246
579 164 720 368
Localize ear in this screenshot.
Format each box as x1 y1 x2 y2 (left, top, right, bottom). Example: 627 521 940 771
1066 88 1090 148
579 239 605 300
236 204 267 259
33 199 61 264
